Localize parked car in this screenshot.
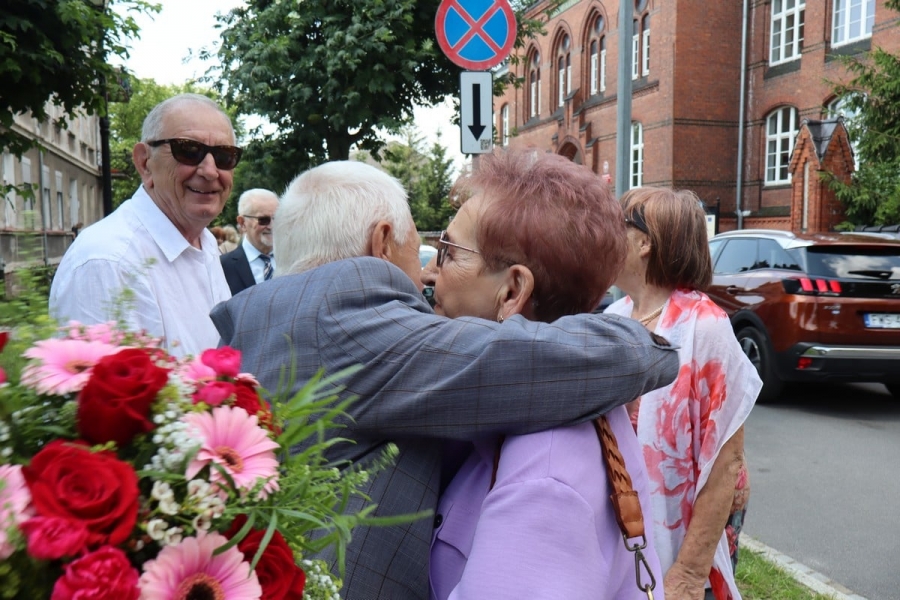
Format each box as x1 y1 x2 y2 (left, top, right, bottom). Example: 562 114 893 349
707 229 900 402
419 244 437 268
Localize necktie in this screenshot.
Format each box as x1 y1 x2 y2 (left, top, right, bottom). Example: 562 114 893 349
260 253 273 281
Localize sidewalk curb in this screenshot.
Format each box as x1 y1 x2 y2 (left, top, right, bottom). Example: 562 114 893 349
739 534 868 600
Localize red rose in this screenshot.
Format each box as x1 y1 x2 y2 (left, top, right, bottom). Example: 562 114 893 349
226 515 306 600
193 380 236 407
51 546 139 600
20 516 90 560
77 348 169 447
233 382 278 434
201 347 242 378
23 440 139 549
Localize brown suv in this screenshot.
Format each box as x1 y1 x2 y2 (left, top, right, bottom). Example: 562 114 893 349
707 229 900 402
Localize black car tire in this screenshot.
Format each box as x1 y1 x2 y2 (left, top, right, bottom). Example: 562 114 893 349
736 326 783 404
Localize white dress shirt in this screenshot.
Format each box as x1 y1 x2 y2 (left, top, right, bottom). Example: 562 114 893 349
240 237 275 284
49 186 232 357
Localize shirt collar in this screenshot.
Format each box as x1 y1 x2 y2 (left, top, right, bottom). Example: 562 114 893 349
241 237 269 262
132 187 213 262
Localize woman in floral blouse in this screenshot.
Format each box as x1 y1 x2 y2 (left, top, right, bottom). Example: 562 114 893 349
606 187 761 600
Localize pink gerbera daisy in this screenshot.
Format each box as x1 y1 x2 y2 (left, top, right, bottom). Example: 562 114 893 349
183 407 279 497
139 532 261 600
0 464 33 560
20 338 119 396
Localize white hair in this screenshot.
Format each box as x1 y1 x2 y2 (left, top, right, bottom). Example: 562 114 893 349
274 161 413 276
141 93 235 144
237 188 279 216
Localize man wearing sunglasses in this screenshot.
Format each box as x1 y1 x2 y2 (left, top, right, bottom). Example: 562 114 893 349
221 188 279 295
211 160 679 599
50 93 238 357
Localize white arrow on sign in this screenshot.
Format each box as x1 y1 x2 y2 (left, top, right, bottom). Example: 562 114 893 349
460 71 493 154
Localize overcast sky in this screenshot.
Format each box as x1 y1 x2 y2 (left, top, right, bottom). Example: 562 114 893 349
116 0 464 171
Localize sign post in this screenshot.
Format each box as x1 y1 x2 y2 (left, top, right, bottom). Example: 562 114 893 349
435 0 516 154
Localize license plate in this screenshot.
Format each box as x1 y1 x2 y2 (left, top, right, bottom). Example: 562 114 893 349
864 313 900 329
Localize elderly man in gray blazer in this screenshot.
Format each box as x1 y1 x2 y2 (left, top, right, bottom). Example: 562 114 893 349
210 161 678 599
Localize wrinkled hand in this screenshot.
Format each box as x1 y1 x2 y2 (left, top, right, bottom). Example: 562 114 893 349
664 562 708 600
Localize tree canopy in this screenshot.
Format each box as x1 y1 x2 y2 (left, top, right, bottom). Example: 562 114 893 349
367 127 458 232
0 0 157 156
210 0 559 190
828 0 900 226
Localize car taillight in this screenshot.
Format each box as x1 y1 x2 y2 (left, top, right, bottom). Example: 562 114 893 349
782 277 842 296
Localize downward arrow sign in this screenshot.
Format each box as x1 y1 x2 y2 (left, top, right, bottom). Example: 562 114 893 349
468 82 486 140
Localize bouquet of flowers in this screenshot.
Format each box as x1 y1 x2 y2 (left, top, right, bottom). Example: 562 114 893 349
0 321 392 600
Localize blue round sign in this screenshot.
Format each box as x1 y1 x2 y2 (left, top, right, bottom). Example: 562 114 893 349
435 0 517 71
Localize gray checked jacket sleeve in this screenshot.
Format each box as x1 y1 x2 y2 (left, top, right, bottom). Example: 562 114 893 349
212 257 679 441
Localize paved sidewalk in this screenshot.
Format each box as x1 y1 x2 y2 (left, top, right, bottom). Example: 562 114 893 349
740 534 869 600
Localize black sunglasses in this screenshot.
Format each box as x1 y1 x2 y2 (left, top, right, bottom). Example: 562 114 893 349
241 215 273 227
624 207 649 234
147 138 243 170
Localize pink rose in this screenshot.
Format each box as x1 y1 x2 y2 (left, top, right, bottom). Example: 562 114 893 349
193 381 236 407
20 516 90 560
200 347 242 378
51 546 139 600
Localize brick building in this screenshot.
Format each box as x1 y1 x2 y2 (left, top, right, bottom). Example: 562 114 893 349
495 0 900 232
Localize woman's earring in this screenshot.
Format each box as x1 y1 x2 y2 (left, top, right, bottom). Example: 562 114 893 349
497 311 504 323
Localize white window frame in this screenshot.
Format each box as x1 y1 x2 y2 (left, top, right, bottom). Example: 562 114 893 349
558 56 566 107
69 178 79 228
55 170 64 230
770 0 805 65
600 42 607 92
565 54 572 98
632 24 640 80
832 0 875 47
642 20 650 76
765 107 798 185
501 105 509 146
590 41 598 95
530 70 538 118
630 122 644 189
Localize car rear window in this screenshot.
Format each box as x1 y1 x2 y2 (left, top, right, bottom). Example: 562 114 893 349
805 246 900 280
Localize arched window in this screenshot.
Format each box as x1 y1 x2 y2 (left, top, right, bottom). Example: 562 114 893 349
528 51 541 118
588 14 606 96
632 1 651 80
630 122 644 188
557 34 571 108
765 107 798 185
833 0 875 47
501 104 510 146
770 0 805 65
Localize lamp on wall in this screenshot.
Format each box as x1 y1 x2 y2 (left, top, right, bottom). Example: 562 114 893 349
89 0 113 217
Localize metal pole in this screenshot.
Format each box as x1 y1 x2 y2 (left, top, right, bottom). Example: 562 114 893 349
736 0 749 230
615 0 633 197
100 88 113 217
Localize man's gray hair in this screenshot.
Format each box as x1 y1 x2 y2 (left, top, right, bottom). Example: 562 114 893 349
141 93 235 144
237 188 279 216
274 161 412 276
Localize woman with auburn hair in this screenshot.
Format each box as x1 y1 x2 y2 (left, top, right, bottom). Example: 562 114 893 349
422 149 664 599
606 187 761 600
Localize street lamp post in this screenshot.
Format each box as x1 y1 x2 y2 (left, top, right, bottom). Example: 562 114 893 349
90 0 113 217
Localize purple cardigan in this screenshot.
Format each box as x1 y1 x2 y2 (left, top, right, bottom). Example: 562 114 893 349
430 406 666 600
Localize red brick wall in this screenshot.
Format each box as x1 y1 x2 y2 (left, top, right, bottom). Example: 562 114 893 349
496 0 900 232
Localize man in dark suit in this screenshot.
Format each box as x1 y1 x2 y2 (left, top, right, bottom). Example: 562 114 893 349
210 161 679 599
220 188 279 295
